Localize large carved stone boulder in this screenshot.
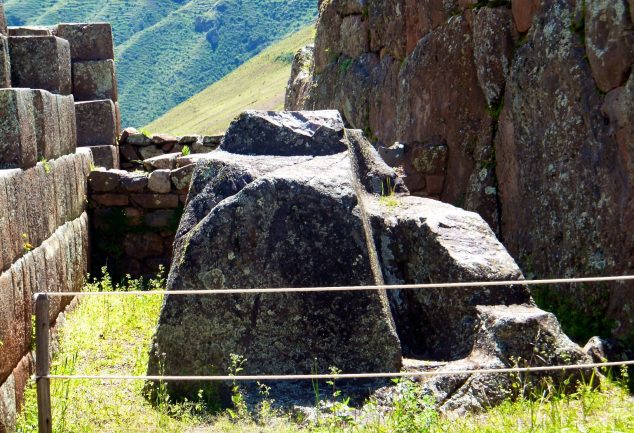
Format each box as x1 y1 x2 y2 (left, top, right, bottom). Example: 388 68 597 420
149 111 589 409
149 111 402 398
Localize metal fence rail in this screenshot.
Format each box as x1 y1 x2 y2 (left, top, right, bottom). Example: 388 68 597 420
32 274 634 433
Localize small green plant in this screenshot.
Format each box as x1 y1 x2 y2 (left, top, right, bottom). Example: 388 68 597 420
89 161 96 172
485 97 505 122
388 378 438 433
323 366 355 428
256 381 277 425
380 178 399 208
21 233 33 253
39 158 51 174
227 353 248 421
182 145 191 156
339 58 353 74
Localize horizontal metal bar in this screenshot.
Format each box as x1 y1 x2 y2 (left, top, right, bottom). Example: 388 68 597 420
39 360 634 382
33 275 634 299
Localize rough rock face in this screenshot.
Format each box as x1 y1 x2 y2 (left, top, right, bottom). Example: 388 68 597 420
149 110 589 409
285 45 314 111
287 0 634 343
496 0 634 342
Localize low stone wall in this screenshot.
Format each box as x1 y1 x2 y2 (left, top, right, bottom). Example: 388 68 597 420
88 154 205 279
119 128 220 170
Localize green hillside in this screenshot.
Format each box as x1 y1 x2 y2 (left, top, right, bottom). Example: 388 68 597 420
4 0 317 127
146 25 315 136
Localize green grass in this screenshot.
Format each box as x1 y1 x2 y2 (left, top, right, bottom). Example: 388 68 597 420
15 271 634 433
145 25 315 136
4 0 317 127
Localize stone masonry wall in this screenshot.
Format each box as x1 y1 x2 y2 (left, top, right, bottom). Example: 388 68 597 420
0 6 121 431
85 129 221 280
6 21 122 170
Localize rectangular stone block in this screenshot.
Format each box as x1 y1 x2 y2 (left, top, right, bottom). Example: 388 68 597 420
115 101 121 137
22 166 47 250
89 145 120 169
8 26 52 36
0 171 21 273
0 36 10 88
13 354 33 413
72 59 118 101
0 262 30 387
58 94 77 156
0 89 37 169
32 89 61 160
0 373 16 433
0 4 7 36
9 36 71 95
75 99 117 147
55 23 114 61
32 91 78 158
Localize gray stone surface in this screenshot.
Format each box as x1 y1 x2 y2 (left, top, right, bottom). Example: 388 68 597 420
0 89 37 169
8 26 52 36
285 45 314 111
89 169 124 192
148 169 172 194
72 60 118 101
143 153 180 171
75 99 117 147
149 152 403 399
0 213 88 399
411 305 590 415
368 196 529 360
32 90 77 160
0 36 10 88
58 94 77 156
170 164 195 191
89 145 120 169
0 374 16 433
32 90 61 161
0 153 91 275
221 110 347 156
55 23 114 61
9 36 71 94
0 4 7 36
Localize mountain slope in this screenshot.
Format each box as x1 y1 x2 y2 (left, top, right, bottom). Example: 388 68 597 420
4 0 317 127
146 25 315 135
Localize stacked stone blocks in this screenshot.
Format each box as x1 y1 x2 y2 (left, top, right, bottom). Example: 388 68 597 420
55 23 120 152
119 127 221 170
0 5 123 431
88 155 198 278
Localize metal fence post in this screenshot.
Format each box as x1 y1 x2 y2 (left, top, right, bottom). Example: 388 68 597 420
35 294 53 433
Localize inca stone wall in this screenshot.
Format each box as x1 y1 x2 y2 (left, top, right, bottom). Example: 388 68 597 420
0 7 122 431
287 0 634 344
4 21 122 170
87 129 220 280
